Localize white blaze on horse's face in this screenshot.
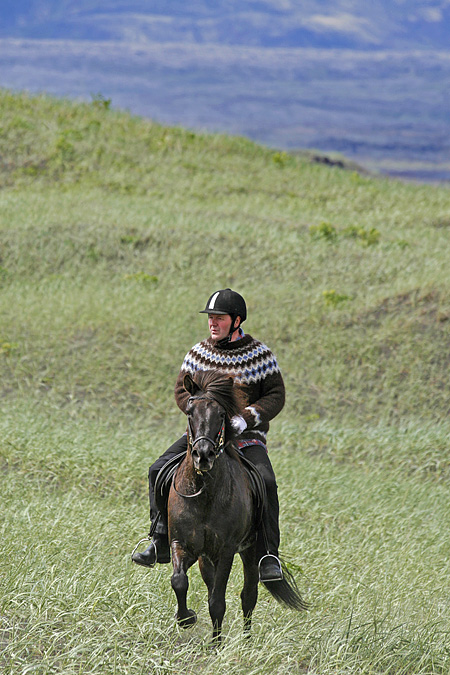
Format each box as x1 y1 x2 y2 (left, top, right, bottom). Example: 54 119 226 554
187 398 225 473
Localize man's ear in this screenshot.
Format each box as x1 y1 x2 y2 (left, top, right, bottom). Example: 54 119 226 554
183 373 199 395
234 316 241 329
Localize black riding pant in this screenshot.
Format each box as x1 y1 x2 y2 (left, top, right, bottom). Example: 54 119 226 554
147 435 280 558
148 436 187 534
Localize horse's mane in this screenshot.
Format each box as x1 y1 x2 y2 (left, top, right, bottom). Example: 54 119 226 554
189 370 244 420
186 370 246 459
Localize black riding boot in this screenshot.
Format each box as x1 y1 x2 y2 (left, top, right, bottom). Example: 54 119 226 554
258 550 283 582
256 521 283 582
131 522 171 568
132 436 187 568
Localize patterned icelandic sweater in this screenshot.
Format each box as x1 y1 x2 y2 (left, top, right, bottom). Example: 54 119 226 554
174 334 285 444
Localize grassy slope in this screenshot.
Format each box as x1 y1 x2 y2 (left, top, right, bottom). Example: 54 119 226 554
1 89 450 673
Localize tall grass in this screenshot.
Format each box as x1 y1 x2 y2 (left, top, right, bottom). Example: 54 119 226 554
1 89 450 673
2 408 450 673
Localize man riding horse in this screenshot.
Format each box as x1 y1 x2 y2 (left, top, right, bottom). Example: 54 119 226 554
132 288 285 582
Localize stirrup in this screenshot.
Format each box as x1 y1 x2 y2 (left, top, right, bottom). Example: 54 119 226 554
258 554 283 582
130 535 151 561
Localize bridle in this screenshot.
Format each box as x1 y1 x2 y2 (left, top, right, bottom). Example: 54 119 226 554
173 396 226 498
186 415 225 459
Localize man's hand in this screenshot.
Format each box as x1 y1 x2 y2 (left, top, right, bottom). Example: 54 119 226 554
230 414 247 434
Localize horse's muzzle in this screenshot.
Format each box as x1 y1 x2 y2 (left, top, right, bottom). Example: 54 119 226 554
192 445 216 473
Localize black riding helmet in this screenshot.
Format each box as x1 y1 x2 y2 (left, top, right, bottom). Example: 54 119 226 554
200 289 247 342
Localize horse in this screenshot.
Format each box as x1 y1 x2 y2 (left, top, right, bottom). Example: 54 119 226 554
166 369 307 643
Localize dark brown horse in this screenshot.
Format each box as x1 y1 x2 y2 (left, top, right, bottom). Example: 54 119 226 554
167 370 307 643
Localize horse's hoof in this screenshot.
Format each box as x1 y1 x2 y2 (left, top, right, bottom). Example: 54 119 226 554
206 635 223 650
177 609 197 629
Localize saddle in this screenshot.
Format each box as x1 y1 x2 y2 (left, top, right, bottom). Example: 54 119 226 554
154 449 267 524
154 451 188 513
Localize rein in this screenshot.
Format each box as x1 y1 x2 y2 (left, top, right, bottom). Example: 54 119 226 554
173 469 209 498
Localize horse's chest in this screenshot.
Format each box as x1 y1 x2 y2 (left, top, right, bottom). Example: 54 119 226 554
182 505 248 557
205 503 250 545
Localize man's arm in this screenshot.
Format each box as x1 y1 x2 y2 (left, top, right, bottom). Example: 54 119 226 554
240 370 285 431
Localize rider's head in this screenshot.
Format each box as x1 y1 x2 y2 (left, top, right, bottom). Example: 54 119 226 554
199 289 247 343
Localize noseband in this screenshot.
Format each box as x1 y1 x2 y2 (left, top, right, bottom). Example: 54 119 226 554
186 416 225 458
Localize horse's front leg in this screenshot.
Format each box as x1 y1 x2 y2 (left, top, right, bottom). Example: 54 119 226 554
207 556 234 644
171 540 197 628
239 546 259 636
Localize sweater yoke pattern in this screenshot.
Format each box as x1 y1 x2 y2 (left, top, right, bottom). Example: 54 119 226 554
181 339 280 386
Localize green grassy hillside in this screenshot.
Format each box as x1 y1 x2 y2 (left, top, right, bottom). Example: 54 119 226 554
1 89 450 673
2 89 450 426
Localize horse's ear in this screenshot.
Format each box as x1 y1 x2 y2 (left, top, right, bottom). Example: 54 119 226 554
183 373 199 396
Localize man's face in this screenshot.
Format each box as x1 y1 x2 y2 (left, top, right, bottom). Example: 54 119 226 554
208 313 233 341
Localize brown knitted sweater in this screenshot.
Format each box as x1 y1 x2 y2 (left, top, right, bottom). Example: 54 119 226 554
174 334 285 444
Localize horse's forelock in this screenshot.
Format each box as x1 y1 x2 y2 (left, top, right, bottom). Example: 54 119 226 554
189 370 241 419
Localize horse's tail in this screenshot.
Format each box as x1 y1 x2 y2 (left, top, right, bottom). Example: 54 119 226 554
262 560 309 611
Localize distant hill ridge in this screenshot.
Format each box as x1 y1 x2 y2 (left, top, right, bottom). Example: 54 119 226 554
2 0 450 50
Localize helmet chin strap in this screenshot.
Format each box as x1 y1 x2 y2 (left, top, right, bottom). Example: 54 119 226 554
216 315 239 347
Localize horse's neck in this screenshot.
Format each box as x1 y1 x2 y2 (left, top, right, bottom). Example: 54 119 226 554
183 452 230 492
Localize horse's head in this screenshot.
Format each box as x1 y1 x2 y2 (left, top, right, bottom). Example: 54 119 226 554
183 371 237 473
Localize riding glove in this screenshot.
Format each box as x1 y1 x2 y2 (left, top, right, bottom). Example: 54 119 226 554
231 414 247 434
